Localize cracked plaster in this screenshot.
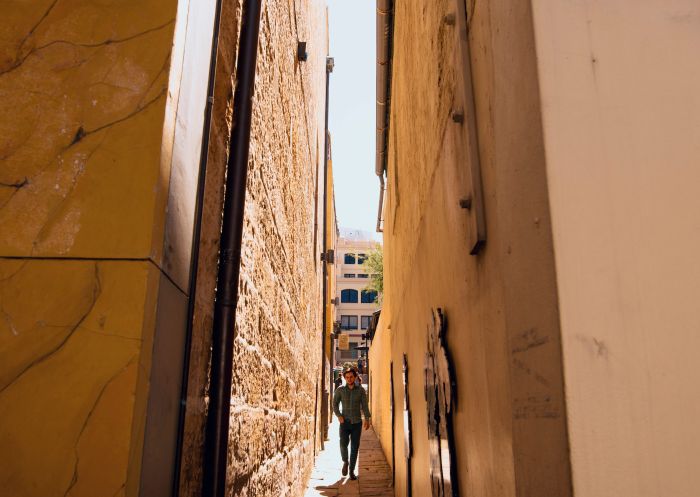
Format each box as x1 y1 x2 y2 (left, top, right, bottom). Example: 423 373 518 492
0 260 160 497
0 0 176 259
0 0 181 495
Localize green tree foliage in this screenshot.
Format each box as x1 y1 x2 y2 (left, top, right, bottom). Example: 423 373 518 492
361 247 383 303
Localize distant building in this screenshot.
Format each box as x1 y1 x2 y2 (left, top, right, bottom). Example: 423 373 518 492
334 228 381 370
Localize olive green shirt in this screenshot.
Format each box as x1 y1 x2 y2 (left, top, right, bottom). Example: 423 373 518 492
333 384 371 424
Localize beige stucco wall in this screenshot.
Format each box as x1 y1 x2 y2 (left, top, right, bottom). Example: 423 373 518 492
371 0 572 496
368 316 393 470
374 1 700 496
531 2 700 496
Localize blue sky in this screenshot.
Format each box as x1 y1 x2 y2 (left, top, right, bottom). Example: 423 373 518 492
327 0 379 238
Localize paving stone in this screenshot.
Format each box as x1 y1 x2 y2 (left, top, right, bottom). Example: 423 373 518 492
304 422 394 497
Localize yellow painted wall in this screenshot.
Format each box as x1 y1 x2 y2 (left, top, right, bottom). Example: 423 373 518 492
0 260 159 497
0 0 212 495
322 150 337 441
0 0 176 259
326 155 337 360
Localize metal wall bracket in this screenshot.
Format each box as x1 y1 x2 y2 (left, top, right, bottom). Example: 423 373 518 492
320 249 335 264
297 41 308 62
452 0 486 255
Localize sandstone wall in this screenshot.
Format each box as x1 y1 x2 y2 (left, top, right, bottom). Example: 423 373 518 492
231 1 328 491
178 0 329 496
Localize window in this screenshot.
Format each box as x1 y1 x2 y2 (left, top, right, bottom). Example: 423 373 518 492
341 315 358 330
361 315 372 329
338 348 358 359
357 273 369 279
344 253 356 264
361 290 378 304
357 253 367 264
341 289 359 303
344 273 356 278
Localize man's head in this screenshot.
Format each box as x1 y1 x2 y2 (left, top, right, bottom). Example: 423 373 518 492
343 367 357 386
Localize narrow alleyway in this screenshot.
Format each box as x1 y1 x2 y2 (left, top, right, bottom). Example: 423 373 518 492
304 420 393 497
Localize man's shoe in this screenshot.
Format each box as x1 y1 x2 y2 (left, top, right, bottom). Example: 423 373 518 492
342 461 348 476
349 471 357 480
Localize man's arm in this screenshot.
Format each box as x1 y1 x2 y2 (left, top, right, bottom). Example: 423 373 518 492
360 388 372 430
360 388 371 420
333 387 343 418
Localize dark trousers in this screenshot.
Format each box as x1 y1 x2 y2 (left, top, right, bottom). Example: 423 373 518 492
339 421 362 471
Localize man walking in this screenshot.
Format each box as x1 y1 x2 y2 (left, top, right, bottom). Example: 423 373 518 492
332 367 371 480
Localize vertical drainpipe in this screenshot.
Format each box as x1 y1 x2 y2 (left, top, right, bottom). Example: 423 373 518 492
202 1 263 496
376 0 394 232
321 55 334 443
172 0 226 490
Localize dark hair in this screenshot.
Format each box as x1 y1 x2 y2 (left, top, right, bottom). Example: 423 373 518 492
343 367 358 377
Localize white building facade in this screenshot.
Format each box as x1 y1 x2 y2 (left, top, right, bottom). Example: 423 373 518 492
333 228 381 373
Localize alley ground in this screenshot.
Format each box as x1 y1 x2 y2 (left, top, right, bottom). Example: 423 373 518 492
304 420 394 497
